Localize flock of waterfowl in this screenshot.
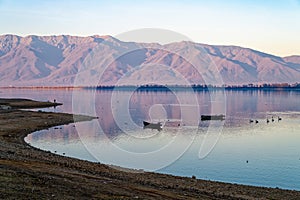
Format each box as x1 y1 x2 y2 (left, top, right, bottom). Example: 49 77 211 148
249 116 282 124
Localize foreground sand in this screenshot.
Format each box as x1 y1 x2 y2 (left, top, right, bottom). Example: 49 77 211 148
0 99 300 199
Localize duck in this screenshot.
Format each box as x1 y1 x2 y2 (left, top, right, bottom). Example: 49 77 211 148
249 119 254 123
278 116 282 121
255 120 259 124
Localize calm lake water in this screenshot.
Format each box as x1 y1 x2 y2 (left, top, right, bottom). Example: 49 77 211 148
1 88 300 190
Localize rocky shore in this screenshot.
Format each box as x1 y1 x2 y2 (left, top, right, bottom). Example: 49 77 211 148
1 98 300 199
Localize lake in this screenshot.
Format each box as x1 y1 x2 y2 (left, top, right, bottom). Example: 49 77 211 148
1 88 300 190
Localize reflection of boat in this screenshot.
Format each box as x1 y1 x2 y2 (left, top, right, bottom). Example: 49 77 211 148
201 114 225 121
143 121 162 131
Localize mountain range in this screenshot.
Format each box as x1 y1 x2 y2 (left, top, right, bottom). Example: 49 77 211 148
0 34 299 87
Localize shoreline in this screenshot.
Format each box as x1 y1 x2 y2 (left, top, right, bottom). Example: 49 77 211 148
1 84 300 91
1 99 300 199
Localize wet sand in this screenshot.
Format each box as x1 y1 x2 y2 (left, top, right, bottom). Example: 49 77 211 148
1 98 300 199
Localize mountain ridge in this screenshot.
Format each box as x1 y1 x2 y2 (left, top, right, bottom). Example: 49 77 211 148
0 34 299 87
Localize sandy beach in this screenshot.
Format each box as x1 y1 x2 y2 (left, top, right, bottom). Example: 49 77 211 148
1 98 300 199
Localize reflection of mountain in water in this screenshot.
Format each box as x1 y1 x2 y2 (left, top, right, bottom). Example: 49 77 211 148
24 89 300 143
95 90 185 137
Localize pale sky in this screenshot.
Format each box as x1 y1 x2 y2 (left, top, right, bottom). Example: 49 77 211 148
0 0 299 56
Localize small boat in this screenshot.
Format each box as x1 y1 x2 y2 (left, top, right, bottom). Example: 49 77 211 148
143 121 162 131
201 114 225 121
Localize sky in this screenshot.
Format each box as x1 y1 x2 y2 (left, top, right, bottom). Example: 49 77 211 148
0 0 300 56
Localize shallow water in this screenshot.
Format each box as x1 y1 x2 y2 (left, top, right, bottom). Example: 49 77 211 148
2 88 299 190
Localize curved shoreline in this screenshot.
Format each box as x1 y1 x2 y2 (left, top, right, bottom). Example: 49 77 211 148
1 100 300 199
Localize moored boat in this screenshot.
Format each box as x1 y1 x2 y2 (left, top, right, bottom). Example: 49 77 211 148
143 121 162 131
201 114 225 121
